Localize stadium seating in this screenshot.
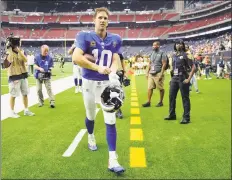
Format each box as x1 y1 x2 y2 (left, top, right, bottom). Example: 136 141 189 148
43 16 58 23
59 15 79 23
10 16 25 22
25 16 43 23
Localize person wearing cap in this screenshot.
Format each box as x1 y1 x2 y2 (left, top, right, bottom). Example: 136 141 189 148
164 41 195 124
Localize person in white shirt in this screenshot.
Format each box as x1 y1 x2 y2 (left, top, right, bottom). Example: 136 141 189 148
27 52 35 75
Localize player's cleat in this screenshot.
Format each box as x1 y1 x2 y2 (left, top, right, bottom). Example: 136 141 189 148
88 134 97 151
108 158 125 174
116 109 123 119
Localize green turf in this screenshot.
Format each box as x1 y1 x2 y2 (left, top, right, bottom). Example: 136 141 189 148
1 74 231 179
1 62 73 95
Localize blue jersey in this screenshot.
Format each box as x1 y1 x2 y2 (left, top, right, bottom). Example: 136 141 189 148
75 31 122 81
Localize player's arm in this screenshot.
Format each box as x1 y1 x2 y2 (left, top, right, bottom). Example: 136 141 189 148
111 53 119 73
72 48 99 71
68 44 75 55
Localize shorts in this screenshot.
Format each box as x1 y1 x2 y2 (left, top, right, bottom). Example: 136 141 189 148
148 72 165 90
9 78 30 97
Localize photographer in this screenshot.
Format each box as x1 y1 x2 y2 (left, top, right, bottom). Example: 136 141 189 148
34 45 55 108
4 35 35 118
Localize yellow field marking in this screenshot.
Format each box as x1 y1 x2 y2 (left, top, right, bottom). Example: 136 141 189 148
130 147 147 167
131 102 139 107
131 108 140 114
130 116 141 124
131 93 137 97
131 97 138 101
130 129 143 141
131 89 137 93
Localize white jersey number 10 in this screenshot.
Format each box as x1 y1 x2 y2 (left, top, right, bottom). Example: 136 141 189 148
92 49 112 68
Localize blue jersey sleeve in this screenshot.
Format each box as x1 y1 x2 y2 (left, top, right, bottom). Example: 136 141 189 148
75 32 87 52
115 36 122 54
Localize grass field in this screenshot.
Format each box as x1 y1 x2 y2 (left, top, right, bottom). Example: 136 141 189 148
1 62 73 95
1 72 231 179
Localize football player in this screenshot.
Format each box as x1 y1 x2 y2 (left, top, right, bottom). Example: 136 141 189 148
72 7 125 174
68 42 82 93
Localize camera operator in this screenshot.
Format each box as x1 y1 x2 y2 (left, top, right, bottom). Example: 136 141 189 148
4 35 35 118
34 45 55 108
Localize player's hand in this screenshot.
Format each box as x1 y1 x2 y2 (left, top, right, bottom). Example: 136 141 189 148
109 72 121 86
158 76 162 82
39 67 45 72
97 66 111 75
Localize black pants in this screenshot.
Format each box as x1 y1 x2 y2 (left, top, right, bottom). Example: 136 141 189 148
169 76 191 120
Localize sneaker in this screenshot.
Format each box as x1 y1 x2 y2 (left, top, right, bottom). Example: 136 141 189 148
156 102 163 107
142 102 150 107
38 103 44 107
24 110 35 116
196 90 200 94
88 134 97 151
9 112 20 118
50 102 55 108
108 158 125 174
79 86 82 93
75 87 79 94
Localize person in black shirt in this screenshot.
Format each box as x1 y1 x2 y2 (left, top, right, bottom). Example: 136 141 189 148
164 41 195 124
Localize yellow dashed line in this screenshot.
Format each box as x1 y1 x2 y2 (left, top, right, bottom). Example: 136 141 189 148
131 93 137 97
131 108 140 115
131 102 139 107
130 116 141 124
131 97 138 101
129 75 147 168
130 147 147 167
130 129 143 141
131 90 137 93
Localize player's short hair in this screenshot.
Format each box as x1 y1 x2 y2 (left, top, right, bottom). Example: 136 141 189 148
93 7 110 18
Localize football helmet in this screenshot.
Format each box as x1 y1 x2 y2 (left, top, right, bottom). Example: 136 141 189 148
100 85 124 113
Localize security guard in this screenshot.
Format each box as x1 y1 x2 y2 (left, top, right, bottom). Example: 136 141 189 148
164 41 195 124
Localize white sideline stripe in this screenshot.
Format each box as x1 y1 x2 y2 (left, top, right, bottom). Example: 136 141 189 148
1 76 74 121
62 129 87 157
1 84 36 86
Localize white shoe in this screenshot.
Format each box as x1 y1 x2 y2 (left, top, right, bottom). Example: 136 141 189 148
108 157 125 174
9 112 20 118
88 134 97 151
75 87 79 94
24 110 35 116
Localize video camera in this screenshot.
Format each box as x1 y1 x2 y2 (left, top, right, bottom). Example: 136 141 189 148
38 70 52 80
6 33 20 49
